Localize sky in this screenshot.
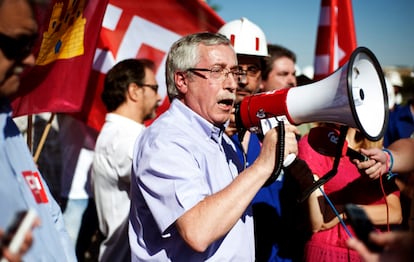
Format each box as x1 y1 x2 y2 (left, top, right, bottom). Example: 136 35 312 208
213 0 414 73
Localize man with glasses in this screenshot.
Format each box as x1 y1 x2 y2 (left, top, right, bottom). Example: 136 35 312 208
128 32 298 261
92 58 161 262
0 0 76 261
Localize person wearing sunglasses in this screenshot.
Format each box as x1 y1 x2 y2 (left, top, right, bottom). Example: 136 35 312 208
0 0 76 261
92 58 161 262
0 2 38 98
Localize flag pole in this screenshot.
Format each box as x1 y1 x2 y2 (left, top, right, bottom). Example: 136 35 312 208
33 113 56 163
27 115 33 153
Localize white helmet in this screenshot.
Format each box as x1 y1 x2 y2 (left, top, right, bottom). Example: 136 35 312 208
385 77 396 110
386 70 403 87
218 17 268 57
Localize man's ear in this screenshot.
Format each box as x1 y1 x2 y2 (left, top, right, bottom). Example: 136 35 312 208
257 81 264 92
174 72 188 94
127 82 141 102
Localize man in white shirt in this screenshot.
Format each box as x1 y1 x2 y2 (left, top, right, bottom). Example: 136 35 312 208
92 58 161 261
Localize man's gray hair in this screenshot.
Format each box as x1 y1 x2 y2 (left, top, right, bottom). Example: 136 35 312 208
165 32 232 101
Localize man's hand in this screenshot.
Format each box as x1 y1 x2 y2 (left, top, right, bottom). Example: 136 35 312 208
347 231 414 262
257 123 298 176
225 107 238 137
353 148 388 180
1 213 40 262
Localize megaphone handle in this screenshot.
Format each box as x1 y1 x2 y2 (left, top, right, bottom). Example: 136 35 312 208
298 169 337 202
283 153 296 167
263 120 285 187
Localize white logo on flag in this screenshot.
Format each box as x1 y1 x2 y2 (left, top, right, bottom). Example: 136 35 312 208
93 3 181 101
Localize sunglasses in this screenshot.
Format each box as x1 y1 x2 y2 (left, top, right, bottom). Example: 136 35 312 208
0 32 38 61
138 83 159 92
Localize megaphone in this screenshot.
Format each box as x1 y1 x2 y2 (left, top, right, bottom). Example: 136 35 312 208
235 47 389 141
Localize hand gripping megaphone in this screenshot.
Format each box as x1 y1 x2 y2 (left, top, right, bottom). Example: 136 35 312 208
235 46 389 141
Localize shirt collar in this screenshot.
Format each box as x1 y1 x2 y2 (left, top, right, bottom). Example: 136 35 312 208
171 99 226 144
0 98 12 114
106 113 145 129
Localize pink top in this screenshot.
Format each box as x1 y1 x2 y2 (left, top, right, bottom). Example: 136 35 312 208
298 134 399 261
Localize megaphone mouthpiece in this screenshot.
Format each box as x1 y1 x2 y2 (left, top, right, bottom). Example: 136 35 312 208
236 88 292 131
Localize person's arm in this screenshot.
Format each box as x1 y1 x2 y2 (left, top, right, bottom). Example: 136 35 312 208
283 159 348 232
360 193 402 225
176 124 298 252
355 138 414 179
305 177 325 232
224 107 238 137
305 182 347 232
347 231 414 262
387 138 414 173
304 180 401 232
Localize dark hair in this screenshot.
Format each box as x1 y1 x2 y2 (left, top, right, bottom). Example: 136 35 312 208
0 0 45 8
101 58 154 112
262 44 296 80
0 0 50 14
0 0 51 7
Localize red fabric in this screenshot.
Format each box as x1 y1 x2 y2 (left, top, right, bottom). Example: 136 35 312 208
73 0 225 131
11 0 109 117
313 0 357 81
298 134 399 262
11 0 224 132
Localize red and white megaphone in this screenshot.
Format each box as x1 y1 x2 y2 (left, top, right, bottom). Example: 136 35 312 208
235 47 389 141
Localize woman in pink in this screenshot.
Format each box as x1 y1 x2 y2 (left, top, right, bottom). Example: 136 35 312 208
298 126 402 261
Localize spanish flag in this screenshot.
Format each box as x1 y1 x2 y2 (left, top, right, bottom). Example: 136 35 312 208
12 0 109 118
313 0 357 81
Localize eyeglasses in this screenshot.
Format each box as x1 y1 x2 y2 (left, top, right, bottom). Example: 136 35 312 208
239 65 261 77
0 33 38 61
138 83 158 92
187 65 242 82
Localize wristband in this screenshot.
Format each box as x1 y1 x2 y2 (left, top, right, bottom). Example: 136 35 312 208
382 148 395 179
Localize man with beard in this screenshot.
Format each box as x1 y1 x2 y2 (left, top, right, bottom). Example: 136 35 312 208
92 58 161 262
128 32 298 261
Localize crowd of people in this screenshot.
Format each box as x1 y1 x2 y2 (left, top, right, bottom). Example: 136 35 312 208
1 1 413 261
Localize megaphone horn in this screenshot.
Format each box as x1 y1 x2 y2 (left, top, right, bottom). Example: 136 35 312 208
235 46 389 141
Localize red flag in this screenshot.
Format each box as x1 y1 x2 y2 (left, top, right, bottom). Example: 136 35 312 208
72 0 225 131
11 0 109 117
313 0 357 81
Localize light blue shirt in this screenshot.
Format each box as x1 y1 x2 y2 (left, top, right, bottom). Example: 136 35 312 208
129 99 255 261
0 100 76 261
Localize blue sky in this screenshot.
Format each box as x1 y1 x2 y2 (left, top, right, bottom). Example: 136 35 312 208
214 0 414 71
